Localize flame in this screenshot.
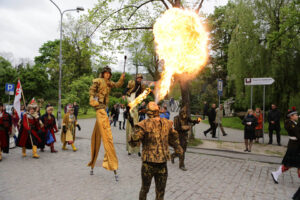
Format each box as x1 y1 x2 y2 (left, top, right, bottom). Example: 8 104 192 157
153 8 209 101
128 88 152 110
198 117 202 122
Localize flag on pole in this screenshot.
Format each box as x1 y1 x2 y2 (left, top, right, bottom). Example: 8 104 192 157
13 80 22 118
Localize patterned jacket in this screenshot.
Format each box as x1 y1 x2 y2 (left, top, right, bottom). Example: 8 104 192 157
124 80 146 97
132 117 183 163
89 77 124 110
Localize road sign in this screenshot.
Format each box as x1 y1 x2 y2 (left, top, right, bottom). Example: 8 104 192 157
217 79 223 96
5 83 14 95
244 78 275 86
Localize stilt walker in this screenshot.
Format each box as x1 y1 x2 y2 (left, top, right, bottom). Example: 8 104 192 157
87 66 125 181
0 103 12 161
40 105 58 153
271 107 300 184
61 105 80 151
124 73 146 156
17 99 43 158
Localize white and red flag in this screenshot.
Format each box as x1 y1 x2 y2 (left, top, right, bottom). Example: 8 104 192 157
13 80 22 118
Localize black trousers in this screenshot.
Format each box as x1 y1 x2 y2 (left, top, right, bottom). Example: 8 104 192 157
268 128 281 144
204 121 216 137
139 162 168 200
119 121 125 129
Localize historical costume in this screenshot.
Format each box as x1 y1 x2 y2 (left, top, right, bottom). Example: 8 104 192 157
40 105 58 152
271 108 300 184
0 103 12 161
87 66 124 179
61 106 80 151
17 101 42 158
171 106 200 171
124 73 146 156
253 108 263 143
130 102 183 200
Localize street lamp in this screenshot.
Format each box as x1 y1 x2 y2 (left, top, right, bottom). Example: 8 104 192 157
49 0 84 128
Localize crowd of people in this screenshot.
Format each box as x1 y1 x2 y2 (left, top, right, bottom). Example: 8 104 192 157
1 65 299 199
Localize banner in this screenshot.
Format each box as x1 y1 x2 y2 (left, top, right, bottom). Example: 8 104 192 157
13 80 22 118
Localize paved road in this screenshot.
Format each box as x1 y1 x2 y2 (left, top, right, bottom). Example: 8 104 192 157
0 118 299 200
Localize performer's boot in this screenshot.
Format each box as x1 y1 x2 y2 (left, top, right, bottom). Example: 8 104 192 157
62 142 67 150
0 147 2 161
271 165 283 184
22 147 27 157
114 170 119 182
171 153 175 164
50 143 57 153
179 154 187 171
71 143 77 152
32 145 40 159
90 167 94 175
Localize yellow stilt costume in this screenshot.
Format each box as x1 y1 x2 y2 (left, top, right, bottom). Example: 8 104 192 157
87 66 124 175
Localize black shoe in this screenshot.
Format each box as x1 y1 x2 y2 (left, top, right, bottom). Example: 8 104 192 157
278 143 281 146
128 153 131 155
248 150 251 152
203 132 207 137
268 142 272 144
138 152 141 157
244 149 248 152
180 166 187 171
212 136 217 138
223 133 228 136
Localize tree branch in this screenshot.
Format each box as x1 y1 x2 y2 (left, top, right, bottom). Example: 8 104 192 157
160 0 169 9
128 0 165 21
110 27 153 31
195 0 205 13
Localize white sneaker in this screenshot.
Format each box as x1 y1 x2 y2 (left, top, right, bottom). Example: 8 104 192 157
271 172 279 184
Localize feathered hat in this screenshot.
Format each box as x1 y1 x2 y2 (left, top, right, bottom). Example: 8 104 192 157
287 106 297 118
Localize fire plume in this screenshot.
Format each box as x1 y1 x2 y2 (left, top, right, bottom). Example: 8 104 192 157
153 8 209 101
128 88 152 110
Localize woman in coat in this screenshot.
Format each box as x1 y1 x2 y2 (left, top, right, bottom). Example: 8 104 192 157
242 109 258 152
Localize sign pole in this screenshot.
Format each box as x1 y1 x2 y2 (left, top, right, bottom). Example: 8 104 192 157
250 86 253 109
262 85 265 144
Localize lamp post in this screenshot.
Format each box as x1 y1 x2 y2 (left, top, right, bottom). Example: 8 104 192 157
49 0 84 128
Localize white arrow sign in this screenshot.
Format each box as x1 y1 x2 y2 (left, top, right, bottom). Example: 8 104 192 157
244 77 275 86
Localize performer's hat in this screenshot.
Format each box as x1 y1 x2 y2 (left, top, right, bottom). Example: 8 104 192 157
146 102 159 117
287 107 297 118
136 74 143 79
46 104 54 111
100 66 112 78
67 105 74 112
27 99 38 110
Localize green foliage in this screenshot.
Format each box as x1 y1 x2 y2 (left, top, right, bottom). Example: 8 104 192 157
62 75 94 114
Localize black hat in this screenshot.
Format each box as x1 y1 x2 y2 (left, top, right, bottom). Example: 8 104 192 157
287 107 297 118
101 66 112 78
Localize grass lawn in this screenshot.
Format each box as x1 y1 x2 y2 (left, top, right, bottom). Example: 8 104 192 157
202 117 288 135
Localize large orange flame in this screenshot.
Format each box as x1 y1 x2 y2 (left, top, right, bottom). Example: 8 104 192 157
128 88 152 110
153 8 209 101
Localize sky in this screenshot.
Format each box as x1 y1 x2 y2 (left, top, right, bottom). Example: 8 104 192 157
0 0 228 66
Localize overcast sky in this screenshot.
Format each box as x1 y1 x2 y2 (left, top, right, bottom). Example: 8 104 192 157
0 0 228 65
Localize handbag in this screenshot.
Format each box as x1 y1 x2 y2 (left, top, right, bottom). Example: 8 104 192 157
46 130 55 145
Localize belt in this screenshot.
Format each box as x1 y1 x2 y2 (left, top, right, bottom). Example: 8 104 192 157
289 137 297 141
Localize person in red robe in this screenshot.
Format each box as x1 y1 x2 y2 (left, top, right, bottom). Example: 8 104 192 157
40 105 58 153
17 101 42 158
0 103 12 161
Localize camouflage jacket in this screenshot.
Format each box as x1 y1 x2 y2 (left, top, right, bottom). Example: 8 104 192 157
125 80 146 97
174 115 198 134
132 117 183 163
89 77 124 110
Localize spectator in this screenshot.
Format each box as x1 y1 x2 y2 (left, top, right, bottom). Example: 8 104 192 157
203 103 217 138
242 109 257 152
203 101 209 120
138 102 146 121
169 97 174 112
215 104 227 136
268 104 281 146
111 104 119 127
160 105 170 119
118 104 126 130
253 107 263 143
73 102 79 119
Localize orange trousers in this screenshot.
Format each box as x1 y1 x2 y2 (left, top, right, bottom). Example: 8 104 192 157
87 109 118 171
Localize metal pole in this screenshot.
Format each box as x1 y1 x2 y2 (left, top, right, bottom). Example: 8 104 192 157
57 13 63 129
262 85 265 144
218 95 220 140
250 85 253 109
